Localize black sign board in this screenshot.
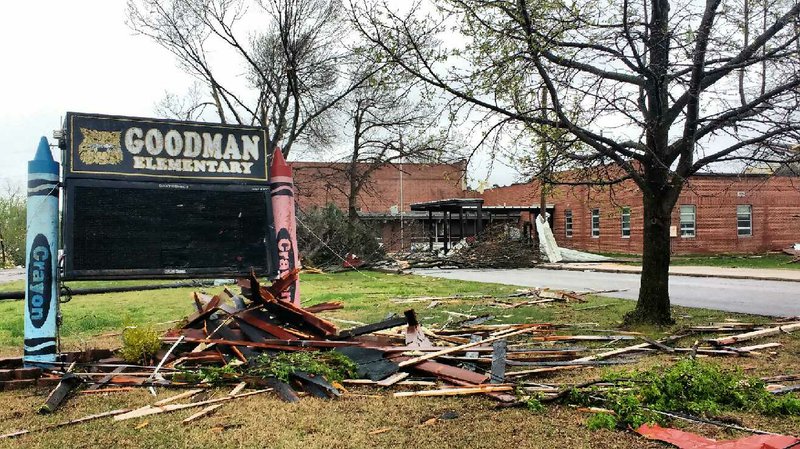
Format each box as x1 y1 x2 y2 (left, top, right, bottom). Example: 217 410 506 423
61 112 277 280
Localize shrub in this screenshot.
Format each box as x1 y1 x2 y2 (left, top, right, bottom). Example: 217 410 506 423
296 204 384 267
119 326 162 364
586 413 618 431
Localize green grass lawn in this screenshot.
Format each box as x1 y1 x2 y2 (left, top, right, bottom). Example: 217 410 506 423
599 252 800 269
669 253 799 269
0 271 771 354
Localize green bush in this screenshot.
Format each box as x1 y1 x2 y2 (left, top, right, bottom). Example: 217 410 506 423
562 359 800 429
586 413 618 431
119 326 162 364
296 204 384 267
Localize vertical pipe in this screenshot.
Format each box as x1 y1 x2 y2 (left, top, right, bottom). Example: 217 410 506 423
269 148 301 306
24 137 60 367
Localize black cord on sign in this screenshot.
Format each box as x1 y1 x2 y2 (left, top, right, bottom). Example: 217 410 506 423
59 282 72 304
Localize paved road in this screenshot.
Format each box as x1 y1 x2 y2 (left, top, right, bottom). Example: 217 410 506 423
0 268 24 284
413 268 800 317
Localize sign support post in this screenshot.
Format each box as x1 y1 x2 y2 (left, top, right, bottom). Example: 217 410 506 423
24 137 60 367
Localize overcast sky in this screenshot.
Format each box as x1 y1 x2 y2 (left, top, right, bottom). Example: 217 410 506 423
0 1 519 191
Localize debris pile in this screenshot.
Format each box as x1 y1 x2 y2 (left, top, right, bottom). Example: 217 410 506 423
373 224 539 271
2 274 799 440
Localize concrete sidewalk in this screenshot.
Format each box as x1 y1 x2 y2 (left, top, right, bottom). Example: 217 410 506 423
538 262 800 282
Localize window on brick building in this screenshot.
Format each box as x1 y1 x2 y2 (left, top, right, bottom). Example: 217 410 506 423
565 210 573 238
737 205 752 236
591 208 600 238
621 207 631 238
680 205 696 237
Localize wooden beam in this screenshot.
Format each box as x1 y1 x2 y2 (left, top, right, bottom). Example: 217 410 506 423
114 389 270 421
397 327 541 368
393 385 513 398
708 323 800 346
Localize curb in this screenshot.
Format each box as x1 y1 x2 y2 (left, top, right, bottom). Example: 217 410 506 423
536 264 800 283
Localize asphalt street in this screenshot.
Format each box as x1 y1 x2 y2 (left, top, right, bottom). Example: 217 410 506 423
413 268 800 317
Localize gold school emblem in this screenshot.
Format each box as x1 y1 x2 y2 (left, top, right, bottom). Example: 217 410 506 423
78 128 123 165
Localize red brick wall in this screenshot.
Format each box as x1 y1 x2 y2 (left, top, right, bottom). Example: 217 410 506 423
482 176 800 255
292 161 467 213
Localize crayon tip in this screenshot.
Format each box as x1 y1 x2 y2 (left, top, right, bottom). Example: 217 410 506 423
29 137 58 174
34 137 54 162
269 147 292 178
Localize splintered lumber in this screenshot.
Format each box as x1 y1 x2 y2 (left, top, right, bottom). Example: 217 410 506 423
182 404 223 424
183 383 246 424
235 310 299 340
376 372 410 387
337 316 408 339
0 408 132 439
39 373 82 414
736 342 782 352
304 301 344 313
172 337 354 350
114 389 270 421
707 323 800 346
153 389 205 406
505 365 587 377
397 327 543 368
393 385 514 398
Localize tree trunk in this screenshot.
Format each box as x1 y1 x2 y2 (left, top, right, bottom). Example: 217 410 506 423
625 191 676 325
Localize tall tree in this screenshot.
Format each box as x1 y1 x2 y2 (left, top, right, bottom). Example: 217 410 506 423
351 0 800 324
128 0 371 156
336 70 456 221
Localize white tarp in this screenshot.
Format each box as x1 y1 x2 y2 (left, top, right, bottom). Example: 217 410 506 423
535 214 611 263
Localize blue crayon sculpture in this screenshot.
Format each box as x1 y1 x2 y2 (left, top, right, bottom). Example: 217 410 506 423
24 137 60 366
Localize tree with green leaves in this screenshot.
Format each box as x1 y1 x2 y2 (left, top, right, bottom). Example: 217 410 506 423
350 0 800 324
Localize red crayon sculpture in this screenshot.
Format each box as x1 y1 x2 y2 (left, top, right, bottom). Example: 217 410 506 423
270 147 301 305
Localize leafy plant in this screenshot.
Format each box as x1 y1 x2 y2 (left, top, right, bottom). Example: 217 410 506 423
525 396 545 412
554 359 800 429
586 413 617 431
247 351 357 383
118 326 162 364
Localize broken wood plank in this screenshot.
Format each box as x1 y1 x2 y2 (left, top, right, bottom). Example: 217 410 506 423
114 389 270 421
304 301 344 313
393 385 514 398
86 366 127 391
182 404 223 424
39 373 82 414
337 316 408 340
397 327 542 368
152 388 205 406
376 372 410 387
0 408 133 439
708 323 800 346
183 382 246 425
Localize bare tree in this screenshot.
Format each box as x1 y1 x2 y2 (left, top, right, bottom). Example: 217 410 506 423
305 68 458 221
0 183 26 267
127 0 374 156
351 0 800 324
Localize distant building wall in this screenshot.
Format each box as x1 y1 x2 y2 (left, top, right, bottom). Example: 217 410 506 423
482 175 800 255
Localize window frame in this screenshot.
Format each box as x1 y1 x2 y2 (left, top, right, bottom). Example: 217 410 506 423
736 205 752 237
679 205 696 238
621 207 631 238
565 209 573 238
591 208 600 238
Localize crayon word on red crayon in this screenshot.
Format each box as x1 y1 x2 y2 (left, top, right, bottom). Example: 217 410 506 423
276 229 296 301
125 128 260 173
